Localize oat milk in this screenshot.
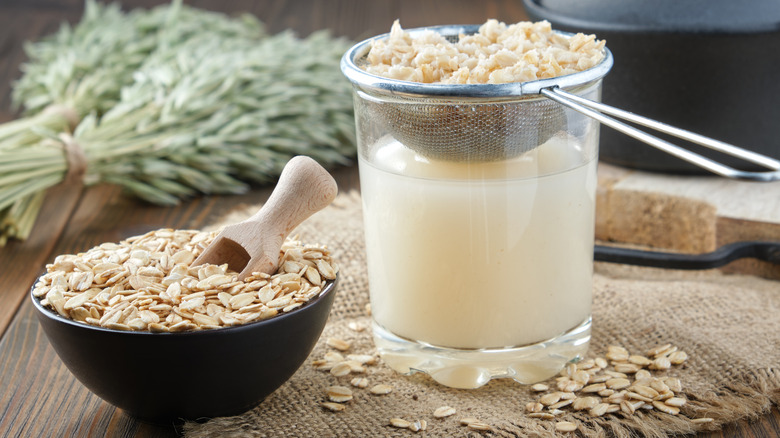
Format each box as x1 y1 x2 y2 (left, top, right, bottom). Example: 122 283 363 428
360 136 596 349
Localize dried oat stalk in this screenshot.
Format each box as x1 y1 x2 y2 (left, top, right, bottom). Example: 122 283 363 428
0 0 355 245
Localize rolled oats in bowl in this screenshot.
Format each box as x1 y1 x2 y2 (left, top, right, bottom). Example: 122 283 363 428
32 228 338 333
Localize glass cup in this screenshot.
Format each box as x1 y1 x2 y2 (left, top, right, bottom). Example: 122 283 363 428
341 25 613 389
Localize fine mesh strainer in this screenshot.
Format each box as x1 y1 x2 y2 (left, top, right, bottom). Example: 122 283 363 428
341 25 780 181
355 92 567 162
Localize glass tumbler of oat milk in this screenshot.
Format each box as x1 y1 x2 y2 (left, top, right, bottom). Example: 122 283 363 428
341 22 613 388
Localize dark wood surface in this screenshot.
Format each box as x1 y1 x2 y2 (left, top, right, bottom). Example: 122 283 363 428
0 1 777 436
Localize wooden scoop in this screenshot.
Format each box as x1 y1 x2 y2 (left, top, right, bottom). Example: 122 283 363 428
193 156 338 280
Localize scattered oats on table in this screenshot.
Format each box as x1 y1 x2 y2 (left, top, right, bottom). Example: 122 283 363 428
555 421 578 432
326 337 352 351
466 421 494 432
350 377 369 388
433 406 456 418
524 342 719 426
409 419 427 432
369 384 393 395
389 418 412 429
33 228 338 332
320 402 346 412
329 362 352 377
325 385 353 403
313 348 380 379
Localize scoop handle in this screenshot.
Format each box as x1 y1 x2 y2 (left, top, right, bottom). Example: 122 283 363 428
243 156 338 263
254 155 338 229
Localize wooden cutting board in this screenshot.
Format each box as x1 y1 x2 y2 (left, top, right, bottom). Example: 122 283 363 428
595 162 780 279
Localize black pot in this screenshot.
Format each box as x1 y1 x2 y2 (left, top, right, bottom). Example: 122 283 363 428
523 0 780 174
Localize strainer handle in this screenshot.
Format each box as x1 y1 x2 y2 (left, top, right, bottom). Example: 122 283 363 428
540 87 780 182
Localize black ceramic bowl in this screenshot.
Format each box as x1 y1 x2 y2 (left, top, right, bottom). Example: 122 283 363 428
31 276 338 422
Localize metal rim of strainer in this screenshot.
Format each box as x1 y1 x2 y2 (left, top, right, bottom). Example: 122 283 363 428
340 24 614 99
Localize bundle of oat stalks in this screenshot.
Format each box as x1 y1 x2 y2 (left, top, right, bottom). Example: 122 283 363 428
0 0 355 245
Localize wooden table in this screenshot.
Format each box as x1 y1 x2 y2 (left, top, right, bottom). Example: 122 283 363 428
0 1 777 436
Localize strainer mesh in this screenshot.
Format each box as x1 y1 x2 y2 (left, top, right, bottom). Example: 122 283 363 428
361 94 567 162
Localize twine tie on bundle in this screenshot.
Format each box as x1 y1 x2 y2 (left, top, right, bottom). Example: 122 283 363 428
59 133 87 185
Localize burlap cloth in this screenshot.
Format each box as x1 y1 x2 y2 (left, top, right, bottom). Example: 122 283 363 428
183 191 780 437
